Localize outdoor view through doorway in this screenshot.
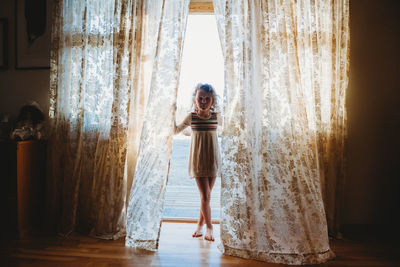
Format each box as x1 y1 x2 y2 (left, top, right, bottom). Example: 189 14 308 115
162 14 224 220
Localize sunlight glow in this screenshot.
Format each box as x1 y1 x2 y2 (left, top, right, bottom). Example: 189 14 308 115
164 14 222 219
176 14 224 122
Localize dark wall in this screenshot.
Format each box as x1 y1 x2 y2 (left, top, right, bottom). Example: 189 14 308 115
0 0 50 120
344 0 400 225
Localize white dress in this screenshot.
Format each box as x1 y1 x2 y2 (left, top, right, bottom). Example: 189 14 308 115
174 112 222 178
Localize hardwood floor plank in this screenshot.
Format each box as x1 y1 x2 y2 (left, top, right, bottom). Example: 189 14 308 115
1 222 399 267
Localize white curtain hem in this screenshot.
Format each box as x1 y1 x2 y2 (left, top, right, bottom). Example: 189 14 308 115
218 244 336 265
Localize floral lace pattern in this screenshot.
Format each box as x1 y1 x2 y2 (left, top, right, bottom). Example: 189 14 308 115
213 0 349 264
48 0 159 239
48 0 348 259
125 0 190 251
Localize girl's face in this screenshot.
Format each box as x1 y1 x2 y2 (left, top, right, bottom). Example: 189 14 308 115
194 89 213 113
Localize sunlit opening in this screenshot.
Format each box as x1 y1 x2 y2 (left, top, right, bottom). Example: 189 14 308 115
163 14 223 220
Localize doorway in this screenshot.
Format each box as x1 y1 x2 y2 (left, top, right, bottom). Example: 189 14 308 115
162 14 223 221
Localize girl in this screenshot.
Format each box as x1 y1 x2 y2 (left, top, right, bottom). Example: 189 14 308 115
174 83 222 242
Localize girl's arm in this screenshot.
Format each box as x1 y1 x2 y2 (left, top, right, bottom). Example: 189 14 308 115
174 113 191 135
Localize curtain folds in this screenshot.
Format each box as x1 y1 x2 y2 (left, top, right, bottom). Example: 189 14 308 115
48 0 349 261
48 0 189 244
48 0 148 239
125 0 190 251
213 0 349 265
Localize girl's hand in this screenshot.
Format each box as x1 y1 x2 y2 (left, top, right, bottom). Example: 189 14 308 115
182 128 191 136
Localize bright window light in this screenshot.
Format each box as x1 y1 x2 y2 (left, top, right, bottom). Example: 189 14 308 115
163 14 223 219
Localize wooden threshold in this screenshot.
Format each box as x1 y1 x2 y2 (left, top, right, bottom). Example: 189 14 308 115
162 217 220 224
189 2 214 13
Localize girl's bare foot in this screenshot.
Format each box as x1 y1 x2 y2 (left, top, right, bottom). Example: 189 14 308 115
192 225 203 237
204 227 214 241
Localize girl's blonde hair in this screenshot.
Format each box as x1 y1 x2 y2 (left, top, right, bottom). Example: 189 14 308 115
191 83 220 112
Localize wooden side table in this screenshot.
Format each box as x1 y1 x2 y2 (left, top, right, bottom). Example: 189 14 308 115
0 140 46 239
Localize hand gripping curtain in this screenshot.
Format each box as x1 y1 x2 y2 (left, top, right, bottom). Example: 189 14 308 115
47 0 149 238
125 0 190 251
213 0 349 265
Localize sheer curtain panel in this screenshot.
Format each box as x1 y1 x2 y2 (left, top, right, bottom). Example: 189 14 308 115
213 0 349 264
125 0 190 251
47 0 149 239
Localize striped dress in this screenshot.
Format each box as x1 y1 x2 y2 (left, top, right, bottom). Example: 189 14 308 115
174 112 222 178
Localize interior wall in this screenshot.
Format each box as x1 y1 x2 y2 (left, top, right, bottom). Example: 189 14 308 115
0 0 50 121
344 0 400 225
0 0 399 226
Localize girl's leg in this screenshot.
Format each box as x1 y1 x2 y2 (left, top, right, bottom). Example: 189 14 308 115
193 177 208 237
192 213 204 237
195 176 216 241
193 176 216 237
208 176 217 191
204 176 216 240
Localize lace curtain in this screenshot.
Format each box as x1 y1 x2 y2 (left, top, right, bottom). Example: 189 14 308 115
125 0 190 251
47 0 149 239
213 0 349 265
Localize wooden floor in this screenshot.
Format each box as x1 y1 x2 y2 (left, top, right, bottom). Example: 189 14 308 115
1 223 399 267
